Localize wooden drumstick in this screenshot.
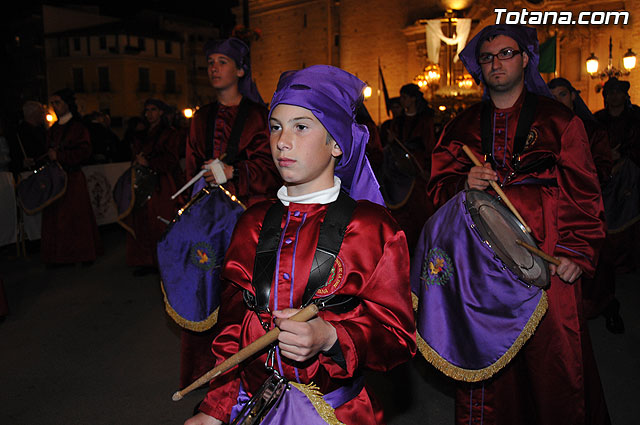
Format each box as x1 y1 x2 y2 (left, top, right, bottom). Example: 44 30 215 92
462 145 532 233
172 303 319 401
515 239 561 266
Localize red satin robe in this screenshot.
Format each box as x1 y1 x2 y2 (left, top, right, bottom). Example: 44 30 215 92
428 90 609 425
180 100 281 387
125 123 184 266
198 200 417 424
41 118 101 264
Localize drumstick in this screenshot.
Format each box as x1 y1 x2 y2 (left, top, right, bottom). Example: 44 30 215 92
515 239 561 266
171 169 206 199
462 145 532 233
172 303 319 402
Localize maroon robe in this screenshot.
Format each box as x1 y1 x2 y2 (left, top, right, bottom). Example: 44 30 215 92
41 118 101 264
180 100 281 388
199 199 416 424
428 90 609 425
125 123 184 267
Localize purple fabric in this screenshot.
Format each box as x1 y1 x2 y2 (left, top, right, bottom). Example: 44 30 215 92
158 187 245 324
17 162 67 213
112 167 132 215
203 37 264 105
269 65 384 206
229 376 365 424
459 24 554 100
410 190 545 371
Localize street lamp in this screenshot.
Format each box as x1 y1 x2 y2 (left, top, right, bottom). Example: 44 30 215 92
586 37 636 80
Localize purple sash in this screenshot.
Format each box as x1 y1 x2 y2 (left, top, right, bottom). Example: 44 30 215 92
410 190 547 382
230 376 364 425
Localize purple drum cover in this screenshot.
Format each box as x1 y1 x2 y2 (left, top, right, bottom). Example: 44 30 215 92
17 162 68 215
411 190 548 382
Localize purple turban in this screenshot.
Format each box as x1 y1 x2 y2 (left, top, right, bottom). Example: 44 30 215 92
459 24 553 99
203 37 264 105
269 65 384 205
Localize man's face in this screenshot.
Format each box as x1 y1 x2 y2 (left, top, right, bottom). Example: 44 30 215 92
144 104 163 126
269 104 342 196
606 89 627 108
550 86 574 110
207 53 244 91
478 35 528 94
390 102 403 118
399 93 415 111
49 95 69 118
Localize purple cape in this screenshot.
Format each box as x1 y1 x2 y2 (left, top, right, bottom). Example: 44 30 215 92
269 65 384 205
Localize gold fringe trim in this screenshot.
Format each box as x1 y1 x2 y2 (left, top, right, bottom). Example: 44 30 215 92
160 280 219 332
411 292 420 312
115 167 136 238
17 162 68 215
416 291 548 382
385 179 416 210
290 382 345 425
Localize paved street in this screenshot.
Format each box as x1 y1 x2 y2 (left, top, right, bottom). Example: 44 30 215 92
1 223 638 424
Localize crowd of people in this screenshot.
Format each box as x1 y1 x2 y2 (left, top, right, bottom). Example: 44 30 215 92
1 22 639 425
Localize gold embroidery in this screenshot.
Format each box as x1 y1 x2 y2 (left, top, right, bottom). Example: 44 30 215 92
290 382 346 425
160 281 219 332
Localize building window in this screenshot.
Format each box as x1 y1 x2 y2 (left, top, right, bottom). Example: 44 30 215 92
138 68 150 92
138 37 145 50
99 36 106 50
98 67 110 92
73 37 81 51
165 70 176 93
58 38 69 56
73 68 84 93
165 40 172 54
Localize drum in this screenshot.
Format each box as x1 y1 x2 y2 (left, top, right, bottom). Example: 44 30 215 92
112 165 158 235
410 189 548 382
16 162 67 215
158 184 246 331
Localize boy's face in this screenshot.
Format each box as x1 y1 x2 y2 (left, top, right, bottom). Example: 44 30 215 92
269 104 343 196
144 104 163 126
550 86 574 110
49 95 69 117
207 53 245 90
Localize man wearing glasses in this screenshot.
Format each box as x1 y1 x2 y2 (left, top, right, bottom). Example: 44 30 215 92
426 25 610 425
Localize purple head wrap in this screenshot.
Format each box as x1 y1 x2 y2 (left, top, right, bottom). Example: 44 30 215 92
548 77 595 123
203 37 264 105
269 65 384 205
459 24 553 99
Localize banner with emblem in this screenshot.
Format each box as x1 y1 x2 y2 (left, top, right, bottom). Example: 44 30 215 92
158 184 246 331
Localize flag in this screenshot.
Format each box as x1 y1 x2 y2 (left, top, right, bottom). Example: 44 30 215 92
378 63 390 115
538 35 556 73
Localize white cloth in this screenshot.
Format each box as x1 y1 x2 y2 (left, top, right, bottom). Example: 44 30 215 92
207 159 228 185
425 18 471 64
277 176 341 206
57 112 73 125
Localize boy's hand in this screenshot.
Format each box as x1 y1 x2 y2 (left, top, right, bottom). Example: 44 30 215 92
467 162 497 190
184 413 222 425
273 308 337 362
549 257 582 284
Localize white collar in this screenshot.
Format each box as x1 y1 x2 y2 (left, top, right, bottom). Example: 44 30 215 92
58 113 73 125
277 176 341 206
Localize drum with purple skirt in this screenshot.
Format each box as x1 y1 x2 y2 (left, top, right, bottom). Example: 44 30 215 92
16 162 68 215
112 164 158 235
158 183 246 331
410 189 549 382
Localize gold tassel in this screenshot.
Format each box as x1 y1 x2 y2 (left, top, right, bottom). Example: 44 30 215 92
290 382 346 425
160 281 219 331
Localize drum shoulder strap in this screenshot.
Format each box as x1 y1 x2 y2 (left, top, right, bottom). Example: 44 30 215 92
247 192 358 313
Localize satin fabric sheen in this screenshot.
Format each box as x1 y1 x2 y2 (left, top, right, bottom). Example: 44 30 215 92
198 200 416 424
428 91 609 425
41 118 102 263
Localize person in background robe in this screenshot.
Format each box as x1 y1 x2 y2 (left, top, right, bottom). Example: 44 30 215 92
41 88 101 266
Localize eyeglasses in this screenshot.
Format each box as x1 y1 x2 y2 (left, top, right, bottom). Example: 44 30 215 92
478 48 523 64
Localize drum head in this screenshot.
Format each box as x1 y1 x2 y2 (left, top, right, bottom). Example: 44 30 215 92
465 190 549 288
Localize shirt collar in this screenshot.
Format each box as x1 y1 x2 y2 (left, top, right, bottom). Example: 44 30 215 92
277 176 341 206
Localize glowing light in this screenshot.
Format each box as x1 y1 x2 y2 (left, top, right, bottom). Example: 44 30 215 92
438 105 447 111
183 108 194 118
623 49 636 70
46 114 55 123
586 53 599 75
363 85 372 99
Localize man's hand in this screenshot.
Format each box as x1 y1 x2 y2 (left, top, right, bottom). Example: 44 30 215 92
549 257 582 283
273 308 337 362
467 162 498 190
184 412 222 425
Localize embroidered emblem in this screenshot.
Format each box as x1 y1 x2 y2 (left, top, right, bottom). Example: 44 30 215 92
190 242 217 271
524 128 538 151
315 256 345 296
421 248 454 287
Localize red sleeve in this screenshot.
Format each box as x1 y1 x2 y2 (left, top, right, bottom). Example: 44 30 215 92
51 121 92 167
555 116 606 275
185 108 208 181
147 128 180 174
